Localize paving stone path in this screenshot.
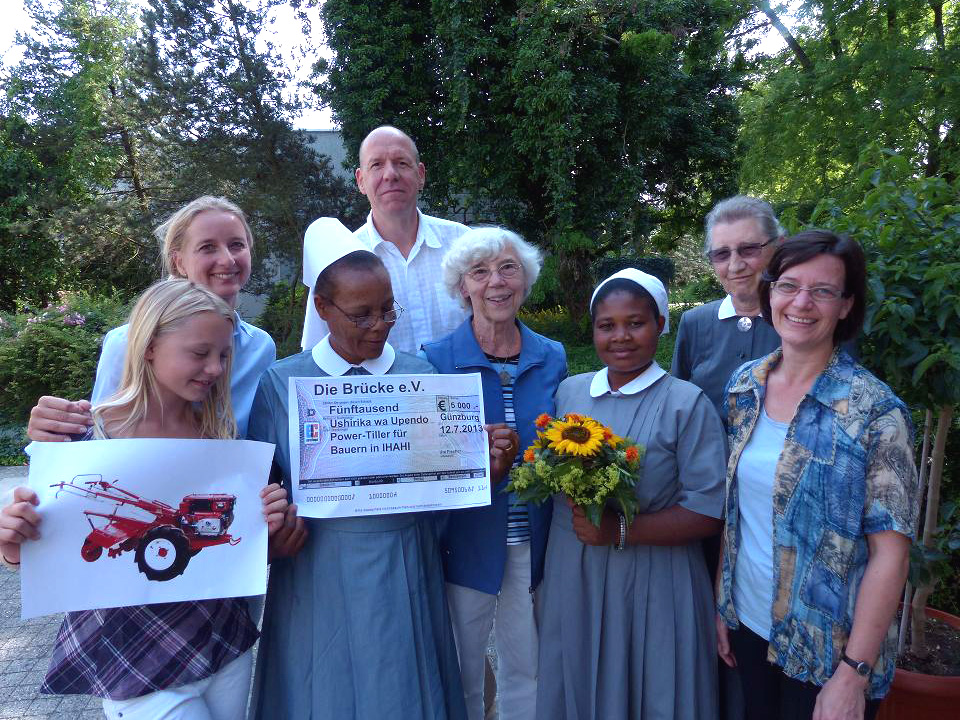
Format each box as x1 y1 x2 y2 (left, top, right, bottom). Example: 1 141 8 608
0 565 103 719
0 467 98 718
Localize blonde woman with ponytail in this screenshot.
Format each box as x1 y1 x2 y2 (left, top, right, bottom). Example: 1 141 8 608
1 279 288 720
27 196 276 441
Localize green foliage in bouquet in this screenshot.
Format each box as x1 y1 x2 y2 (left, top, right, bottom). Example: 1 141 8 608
507 413 644 527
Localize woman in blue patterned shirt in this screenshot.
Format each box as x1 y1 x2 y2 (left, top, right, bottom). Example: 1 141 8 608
716 230 917 720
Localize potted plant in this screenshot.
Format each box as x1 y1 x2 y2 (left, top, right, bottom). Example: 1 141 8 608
813 149 960 717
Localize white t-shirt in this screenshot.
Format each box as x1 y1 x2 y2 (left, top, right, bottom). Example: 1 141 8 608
732 406 788 639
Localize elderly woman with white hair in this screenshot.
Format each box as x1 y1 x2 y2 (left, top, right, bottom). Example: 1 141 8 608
422 227 567 720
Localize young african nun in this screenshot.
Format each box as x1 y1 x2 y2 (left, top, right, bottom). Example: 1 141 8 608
246 217 469 720
534 268 727 720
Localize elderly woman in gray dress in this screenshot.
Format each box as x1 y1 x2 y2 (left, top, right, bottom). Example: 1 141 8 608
670 197 784 720
671 195 784 412
536 269 727 720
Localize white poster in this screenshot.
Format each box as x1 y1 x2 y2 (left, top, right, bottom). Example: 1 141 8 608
288 373 491 518
20 438 274 619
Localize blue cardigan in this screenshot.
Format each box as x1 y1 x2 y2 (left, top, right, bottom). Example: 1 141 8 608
423 318 567 594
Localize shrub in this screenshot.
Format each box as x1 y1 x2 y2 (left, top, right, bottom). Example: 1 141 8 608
256 281 308 360
0 292 130 424
526 255 678 312
673 272 724 305
0 423 28 465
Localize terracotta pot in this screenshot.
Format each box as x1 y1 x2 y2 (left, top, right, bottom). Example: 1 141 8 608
876 607 960 720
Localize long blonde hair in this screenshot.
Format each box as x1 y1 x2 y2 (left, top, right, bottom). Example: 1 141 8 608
156 196 254 278
93 279 237 439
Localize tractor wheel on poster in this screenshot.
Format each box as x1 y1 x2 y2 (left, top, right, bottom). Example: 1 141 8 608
135 525 190 581
80 540 102 562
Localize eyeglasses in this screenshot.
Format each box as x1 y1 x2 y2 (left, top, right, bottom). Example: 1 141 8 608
705 239 774 264
327 300 405 329
465 262 522 283
770 281 845 302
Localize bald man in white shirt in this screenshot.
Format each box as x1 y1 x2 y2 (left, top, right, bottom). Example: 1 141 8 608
302 126 469 354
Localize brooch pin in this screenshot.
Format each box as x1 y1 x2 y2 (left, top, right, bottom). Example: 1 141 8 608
737 316 753 332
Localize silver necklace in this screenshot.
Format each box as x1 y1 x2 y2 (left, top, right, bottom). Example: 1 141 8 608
485 352 516 386
492 356 513 386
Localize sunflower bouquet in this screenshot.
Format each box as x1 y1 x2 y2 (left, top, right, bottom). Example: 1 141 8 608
506 413 644 527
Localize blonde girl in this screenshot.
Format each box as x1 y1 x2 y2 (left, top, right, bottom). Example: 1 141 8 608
27 196 277 441
1 279 287 720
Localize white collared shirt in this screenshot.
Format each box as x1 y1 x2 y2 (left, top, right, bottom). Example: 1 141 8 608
311 334 396 376
717 295 737 320
718 295 763 320
301 210 470 354
589 362 667 397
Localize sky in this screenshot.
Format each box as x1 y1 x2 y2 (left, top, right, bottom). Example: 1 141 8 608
0 1 788 132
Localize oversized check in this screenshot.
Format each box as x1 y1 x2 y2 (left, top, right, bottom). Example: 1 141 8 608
288 373 491 518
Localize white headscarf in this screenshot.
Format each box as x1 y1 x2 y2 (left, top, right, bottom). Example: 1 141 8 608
590 268 670 335
301 218 376 349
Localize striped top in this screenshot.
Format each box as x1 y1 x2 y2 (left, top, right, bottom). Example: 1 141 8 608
486 352 530 546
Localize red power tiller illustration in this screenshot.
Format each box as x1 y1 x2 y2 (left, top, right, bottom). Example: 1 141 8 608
51 475 240 582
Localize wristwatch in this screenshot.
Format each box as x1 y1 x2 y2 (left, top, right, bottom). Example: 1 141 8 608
840 650 871 677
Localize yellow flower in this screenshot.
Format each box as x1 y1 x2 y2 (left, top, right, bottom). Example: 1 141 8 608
544 418 605 456
603 430 623 448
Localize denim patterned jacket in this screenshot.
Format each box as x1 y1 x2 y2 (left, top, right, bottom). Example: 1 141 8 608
717 347 918 698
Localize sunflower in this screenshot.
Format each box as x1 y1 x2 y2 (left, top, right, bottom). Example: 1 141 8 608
544 418 605 456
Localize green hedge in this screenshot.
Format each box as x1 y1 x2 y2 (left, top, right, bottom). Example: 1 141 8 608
0 292 130 425
256 281 308 360
0 424 28 466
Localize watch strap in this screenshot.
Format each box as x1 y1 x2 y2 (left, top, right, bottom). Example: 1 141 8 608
840 650 870 677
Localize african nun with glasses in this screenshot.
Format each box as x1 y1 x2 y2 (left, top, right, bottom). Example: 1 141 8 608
246 219 517 720
535 269 727 720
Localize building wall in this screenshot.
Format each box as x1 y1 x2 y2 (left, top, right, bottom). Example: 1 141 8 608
302 129 352 180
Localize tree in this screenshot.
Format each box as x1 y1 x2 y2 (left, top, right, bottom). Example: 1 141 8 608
0 0 155 308
318 0 742 319
736 0 959 215
315 0 451 202
137 0 366 295
812 147 960 658
0 114 63 311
